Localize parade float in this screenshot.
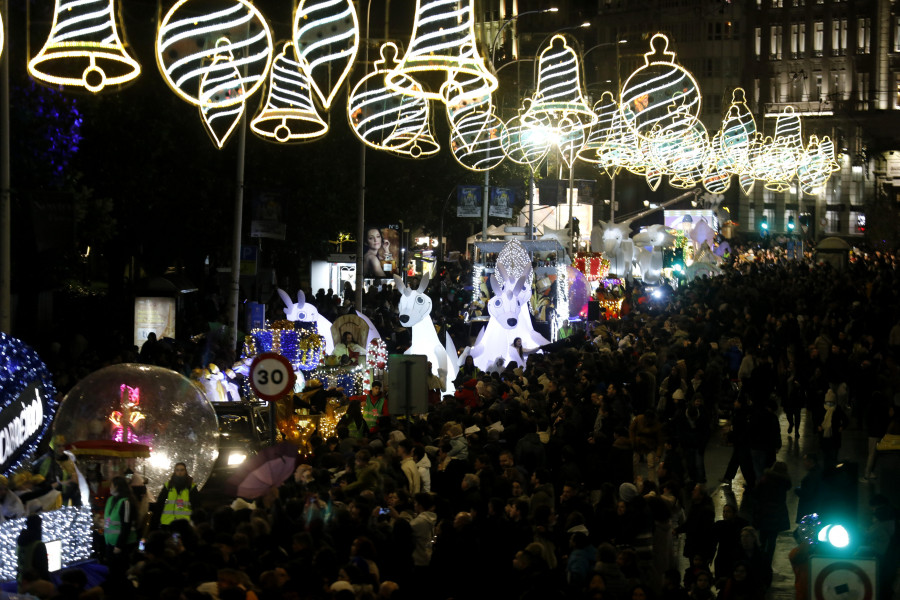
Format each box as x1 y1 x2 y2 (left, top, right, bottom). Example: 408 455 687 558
0 333 91 582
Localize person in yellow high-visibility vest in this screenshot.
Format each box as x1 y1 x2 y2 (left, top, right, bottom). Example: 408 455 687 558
152 463 198 529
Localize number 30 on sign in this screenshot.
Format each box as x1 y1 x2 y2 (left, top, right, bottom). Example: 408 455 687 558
249 353 296 401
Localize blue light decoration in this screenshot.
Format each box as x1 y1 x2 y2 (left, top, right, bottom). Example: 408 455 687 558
0 333 57 476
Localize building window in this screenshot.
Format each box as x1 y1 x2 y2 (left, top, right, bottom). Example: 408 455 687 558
832 19 847 56
895 17 900 52
770 25 783 59
858 18 871 53
858 71 869 104
772 0 782 7
755 27 762 58
894 73 900 109
825 210 840 234
815 73 823 100
849 211 865 234
814 21 824 56
791 23 806 58
793 0 804 6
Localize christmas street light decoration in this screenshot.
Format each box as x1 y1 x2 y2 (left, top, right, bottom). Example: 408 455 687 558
619 33 700 140
28 0 141 93
292 0 359 110
449 108 506 171
251 42 328 143
198 39 246 148
500 108 551 168
385 0 497 104
156 0 273 108
720 88 756 173
347 43 436 157
702 133 733 194
578 91 618 166
522 35 595 134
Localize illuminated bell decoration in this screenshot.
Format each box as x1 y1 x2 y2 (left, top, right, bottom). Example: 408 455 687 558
292 0 359 110
523 35 595 133
198 40 246 149
27 0 141 93
251 43 328 143
578 91 618 166
156 0 273 108
347 43 434 156
600 109 641 176
385 0 497 103
620 33 700 140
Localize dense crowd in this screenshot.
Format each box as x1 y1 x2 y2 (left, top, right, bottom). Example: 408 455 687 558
8 246 900 600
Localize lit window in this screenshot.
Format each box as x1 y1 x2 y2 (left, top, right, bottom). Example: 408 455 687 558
814 21 824 56
858 71 869 104
791 23 806 58
832 19 847 55
770 25 783 59
894 17 900 52
755 27 762 57
858 18 871 53
815 73 823 100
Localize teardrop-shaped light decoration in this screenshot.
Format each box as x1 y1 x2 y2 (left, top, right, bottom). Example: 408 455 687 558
292 0 360 109
198 41 246 148
578 91 618 165
501 109 551 169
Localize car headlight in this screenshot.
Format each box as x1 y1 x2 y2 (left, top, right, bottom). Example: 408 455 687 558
227 452 247 466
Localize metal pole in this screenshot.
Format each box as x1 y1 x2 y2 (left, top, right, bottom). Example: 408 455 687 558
0 0 10 333
356 0 374 309
228 113 247 358
610 173 616 221
568 159 575 255
528 170 535 240
482 171 489 247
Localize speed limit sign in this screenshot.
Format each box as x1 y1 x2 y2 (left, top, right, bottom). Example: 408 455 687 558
249 353 295 401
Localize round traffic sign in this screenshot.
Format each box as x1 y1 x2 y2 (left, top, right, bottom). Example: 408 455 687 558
249 353 295 401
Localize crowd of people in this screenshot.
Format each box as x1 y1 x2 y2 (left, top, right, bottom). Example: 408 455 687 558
8 245 900 600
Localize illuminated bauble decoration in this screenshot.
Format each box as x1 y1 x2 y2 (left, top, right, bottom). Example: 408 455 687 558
566 266 590 320
739 172 755 196
720 88 756 173
0 333 57 477
347 43 433 156
449 110 506 171
52 364 219 496
385 0 497 103
578 91 618 166
157 0 273 108
198 39 246 148
501 110 551 169
292 0 359 109
251 42 328 143
667 121 711 189
620 33 700 140
28 0 141 93
797 135 839 195
523 35 595 133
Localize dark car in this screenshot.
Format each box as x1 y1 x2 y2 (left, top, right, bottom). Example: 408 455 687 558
202 401 272 496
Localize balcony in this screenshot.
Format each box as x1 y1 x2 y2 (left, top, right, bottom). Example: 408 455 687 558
763 98 834 117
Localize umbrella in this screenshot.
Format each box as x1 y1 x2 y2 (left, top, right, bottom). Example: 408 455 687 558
224 442 300 499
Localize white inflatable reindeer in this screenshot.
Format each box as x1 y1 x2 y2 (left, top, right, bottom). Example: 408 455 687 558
277 288 335 354
394 273 458 396
633 225 675 285
591 220 634 279
466 240 549 372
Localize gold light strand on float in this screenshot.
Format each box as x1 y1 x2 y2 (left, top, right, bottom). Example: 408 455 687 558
251 43 328 143
156 0 273 108
28 0 141 92
385 0 496 103
292 0 359 110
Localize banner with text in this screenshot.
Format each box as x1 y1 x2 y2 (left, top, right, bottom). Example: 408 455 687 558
457 185 483 218
489 187 515 218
